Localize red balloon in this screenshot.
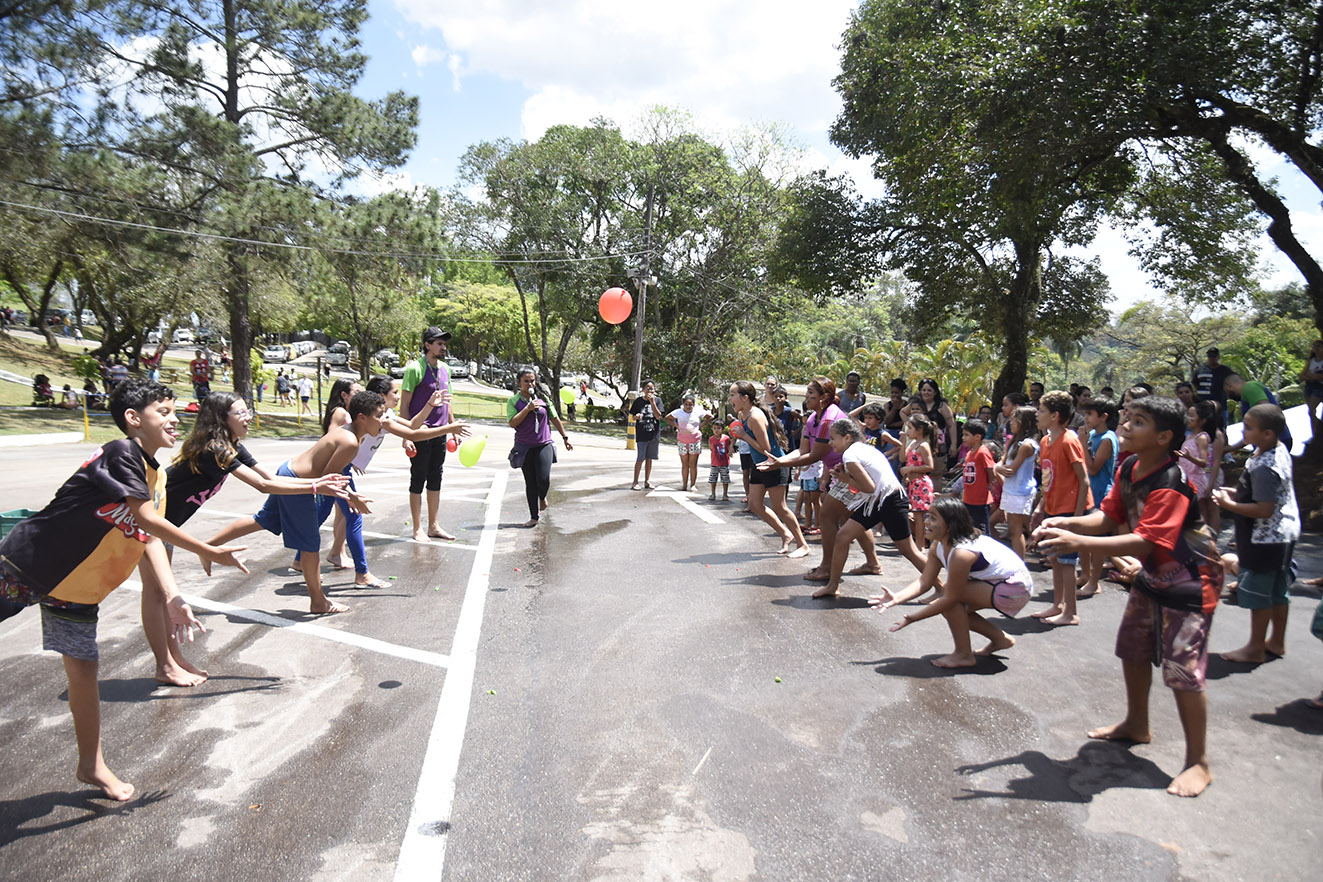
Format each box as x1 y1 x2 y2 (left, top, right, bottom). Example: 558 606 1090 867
598 287 633 325
447 437 458 453
729 420 742 436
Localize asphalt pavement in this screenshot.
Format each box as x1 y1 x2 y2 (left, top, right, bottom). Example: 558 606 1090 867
1 426 1321 882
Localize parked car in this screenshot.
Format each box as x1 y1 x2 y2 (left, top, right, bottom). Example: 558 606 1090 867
293 340 316 357
80 309 95 325
325 340 352 367
173 328 194 344
262 343 289 363
445 357 470 379
147 329 164 344
374 348 401 369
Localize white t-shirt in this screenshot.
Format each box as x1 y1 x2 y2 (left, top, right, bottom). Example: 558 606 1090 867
668 406 708 443
299 376 313 397
842 441 903 512
935 535 1031 586
351 407 395 471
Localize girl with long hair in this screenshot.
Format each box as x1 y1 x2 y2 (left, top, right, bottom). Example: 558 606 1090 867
146 391 350 685
730 380 808 557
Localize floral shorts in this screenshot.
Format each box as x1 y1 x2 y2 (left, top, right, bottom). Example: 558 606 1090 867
906 476 934 512
678 440 703 455
1115 589 1213 692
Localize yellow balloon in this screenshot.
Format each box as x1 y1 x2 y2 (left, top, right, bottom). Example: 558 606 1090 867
559 387 575 405
458 434 487 467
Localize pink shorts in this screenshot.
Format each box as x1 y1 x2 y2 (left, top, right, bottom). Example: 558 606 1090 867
991 579 1030 617
1114 589 1213 692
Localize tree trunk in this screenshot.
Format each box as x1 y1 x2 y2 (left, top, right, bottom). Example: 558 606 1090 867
226 246 253 400
991 241 1040 404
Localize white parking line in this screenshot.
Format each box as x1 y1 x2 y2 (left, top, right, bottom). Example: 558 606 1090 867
394 468 507 881
647 489 724 524
191 509 483 552
116 580 452 668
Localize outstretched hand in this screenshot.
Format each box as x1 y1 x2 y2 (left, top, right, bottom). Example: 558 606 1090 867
868 588 899 611
1033 525 1081 556
755 454 781 470
167 595 206 644
349 492 374 514
202 544 249 576
318 473 352 499
449 420 472 438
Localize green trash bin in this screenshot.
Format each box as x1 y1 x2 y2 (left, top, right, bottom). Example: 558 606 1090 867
0 509 36 540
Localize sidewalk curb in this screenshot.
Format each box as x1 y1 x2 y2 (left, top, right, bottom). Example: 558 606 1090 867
0 431 85 448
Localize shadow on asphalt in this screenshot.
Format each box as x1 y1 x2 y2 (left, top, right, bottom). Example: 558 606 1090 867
996 616 1057 635
771 594 872 610
854 655 1009 677
0 788 172 846
953 741 1171 802
60 675 283 704
1205 654 1282 680
1250 699 1323 735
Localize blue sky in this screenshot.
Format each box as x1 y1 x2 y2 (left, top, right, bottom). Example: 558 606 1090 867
350 1 1321 313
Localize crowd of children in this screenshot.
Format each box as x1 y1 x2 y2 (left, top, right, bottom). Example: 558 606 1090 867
657 368 1316 800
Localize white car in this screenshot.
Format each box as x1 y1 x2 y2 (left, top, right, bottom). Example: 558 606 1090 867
263 344 289 363
147 329 163 344
173 328 194 344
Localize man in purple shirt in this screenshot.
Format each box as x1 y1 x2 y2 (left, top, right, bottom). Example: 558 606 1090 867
400 326 454 542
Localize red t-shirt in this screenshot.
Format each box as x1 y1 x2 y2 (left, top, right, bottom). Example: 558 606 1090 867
962 443 996 505
709 433 731 467
1039 429 1093 515
189 358 210 384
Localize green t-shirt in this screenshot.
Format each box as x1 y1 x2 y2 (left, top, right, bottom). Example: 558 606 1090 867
1241 380 1270 409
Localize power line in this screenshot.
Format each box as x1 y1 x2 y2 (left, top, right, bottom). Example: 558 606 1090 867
0 198 651 266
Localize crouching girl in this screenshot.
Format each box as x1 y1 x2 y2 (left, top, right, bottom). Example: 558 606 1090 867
870 495 1031 668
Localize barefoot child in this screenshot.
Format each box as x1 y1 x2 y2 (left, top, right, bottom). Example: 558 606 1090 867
0 379 249 801
995 405 1038 561
1034 395 1223 797
204 391 380 614
1212 403 1300 663
1031 390 1092 625
900 414 936 551
1080 397 1119 596
960 419 997 534
149 391 352 686
870 495 1029 668
811 418 925 598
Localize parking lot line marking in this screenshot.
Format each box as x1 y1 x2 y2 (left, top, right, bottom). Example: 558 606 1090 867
191 509 483 551
116 580 451 668
647 489 725 524
393 469 507 882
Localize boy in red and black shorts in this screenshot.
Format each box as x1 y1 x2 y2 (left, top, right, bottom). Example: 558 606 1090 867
1035 396 1222 797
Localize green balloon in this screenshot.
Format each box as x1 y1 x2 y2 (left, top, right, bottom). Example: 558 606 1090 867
559 387 575 405
458 434 487 467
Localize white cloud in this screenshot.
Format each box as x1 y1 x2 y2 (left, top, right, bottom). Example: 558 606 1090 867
411 44 447 75
392 0 856 140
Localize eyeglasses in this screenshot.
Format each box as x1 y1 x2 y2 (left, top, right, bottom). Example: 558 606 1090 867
230 409 251 419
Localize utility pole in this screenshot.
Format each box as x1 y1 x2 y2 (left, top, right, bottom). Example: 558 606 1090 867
627 185 657 451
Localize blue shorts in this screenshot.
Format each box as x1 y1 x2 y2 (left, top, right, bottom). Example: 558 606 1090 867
800 477 820 492
253 461 322 553
1238 567 1291 609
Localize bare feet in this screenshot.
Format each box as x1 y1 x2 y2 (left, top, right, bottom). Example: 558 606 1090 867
539 498 548 511
777 541 792 555
77 764 135 801
413 528 431 543
330 554 352 571
1044 612 1079 626
289 561 303 574
1167 762 1212 797
355 574 391 589
310 599 349 614
975 634 1015 655
1086 721 1152 743
644 482 654 490
156 661 208 687
803 568 830 582
428 526 456 541
1031 604 1063 619
1077 581 1100 598
787 544 809 559
1265 641 1286 658
631 483 641 491
846 564 882 576
522 518 539 528
811 584 840 599
932 651 977 668
1219 645 1267 664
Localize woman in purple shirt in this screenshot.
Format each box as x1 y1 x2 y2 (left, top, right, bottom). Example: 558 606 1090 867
507 368 573 527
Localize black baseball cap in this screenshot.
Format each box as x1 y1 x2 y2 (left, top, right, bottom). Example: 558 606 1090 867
423 326 451 345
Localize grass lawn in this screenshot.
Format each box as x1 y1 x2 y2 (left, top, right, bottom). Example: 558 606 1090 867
1 331 630 441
